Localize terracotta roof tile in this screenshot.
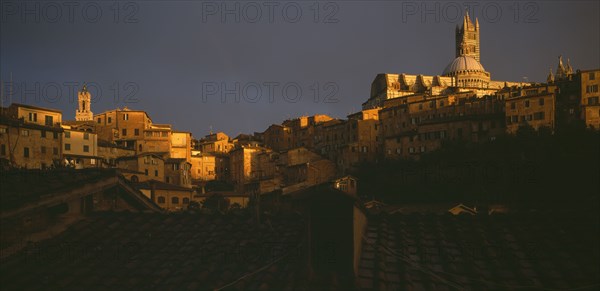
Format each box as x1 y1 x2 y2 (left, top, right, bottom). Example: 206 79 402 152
359 212 599 290
1 212 307 290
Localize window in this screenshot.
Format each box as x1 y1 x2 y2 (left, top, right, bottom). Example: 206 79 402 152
525 100 530 108
539 98 545 106
21 129 30 136
510 102 516 109
28 112 38 122
83 145 89 152
409 147 415 153
1 144 6 156
588 97 599 105
122 129 127 136
84 133 89 140
172 197 179 204
586 85 599 93
154 170 158 177
65 131 71 138
41 130 46 138
166 177 171 183
23 147 29 158
108 117 112 123
183 198 190 204
53 147 58 155
157 196 165 204
134 129 140 136
590 72 596 80
65 144 71 151
420 146 426 153
123 113 129 120
41 146 46 154
534 112 545 120
512 116 519 123
97 118 102 124
45 115 53 126
53 132 58 139
145 169 149 175
0 127 6 134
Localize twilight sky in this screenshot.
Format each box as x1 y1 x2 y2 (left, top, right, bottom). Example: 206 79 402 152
1 0 599 138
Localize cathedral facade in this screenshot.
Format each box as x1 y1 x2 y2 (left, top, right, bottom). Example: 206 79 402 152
363 12 528 110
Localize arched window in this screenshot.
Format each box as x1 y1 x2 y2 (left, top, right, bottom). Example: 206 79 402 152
139 144 142 152
157 196 165 204
183 198 190 204
131 175 139 182
172 197 179 204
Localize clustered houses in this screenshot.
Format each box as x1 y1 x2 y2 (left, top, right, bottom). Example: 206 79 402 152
0 104 63 169
257 13 599 168
1 13 598 212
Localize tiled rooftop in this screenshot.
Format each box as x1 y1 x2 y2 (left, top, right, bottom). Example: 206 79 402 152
0 169 119 212
0 212 308 290
358 212 600 290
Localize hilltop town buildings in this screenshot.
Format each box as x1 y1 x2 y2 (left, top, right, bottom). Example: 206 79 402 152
1 12 598 212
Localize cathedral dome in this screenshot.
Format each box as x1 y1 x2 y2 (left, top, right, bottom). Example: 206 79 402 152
442 56 486 76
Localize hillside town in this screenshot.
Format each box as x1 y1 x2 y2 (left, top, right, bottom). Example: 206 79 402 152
2 14 599 212
1 12 599 290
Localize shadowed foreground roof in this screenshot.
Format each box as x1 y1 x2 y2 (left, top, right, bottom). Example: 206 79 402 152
0 212 308 290
358 212 600 290
0 169 118 212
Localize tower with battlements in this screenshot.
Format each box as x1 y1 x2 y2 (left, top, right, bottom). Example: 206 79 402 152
75 84 93 121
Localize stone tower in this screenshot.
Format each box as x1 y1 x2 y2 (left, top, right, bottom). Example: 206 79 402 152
455 11 480 62
75 84 93 121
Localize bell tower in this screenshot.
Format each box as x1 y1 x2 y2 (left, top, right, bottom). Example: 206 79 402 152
75 84 93 121
455 11 480 62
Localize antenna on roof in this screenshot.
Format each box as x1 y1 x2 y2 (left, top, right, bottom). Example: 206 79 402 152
8 72 12 106
0 76 3 110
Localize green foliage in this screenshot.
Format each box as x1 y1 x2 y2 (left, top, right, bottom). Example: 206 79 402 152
354 129 600 210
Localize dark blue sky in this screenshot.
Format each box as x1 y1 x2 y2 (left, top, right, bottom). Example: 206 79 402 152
1 0 599 138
